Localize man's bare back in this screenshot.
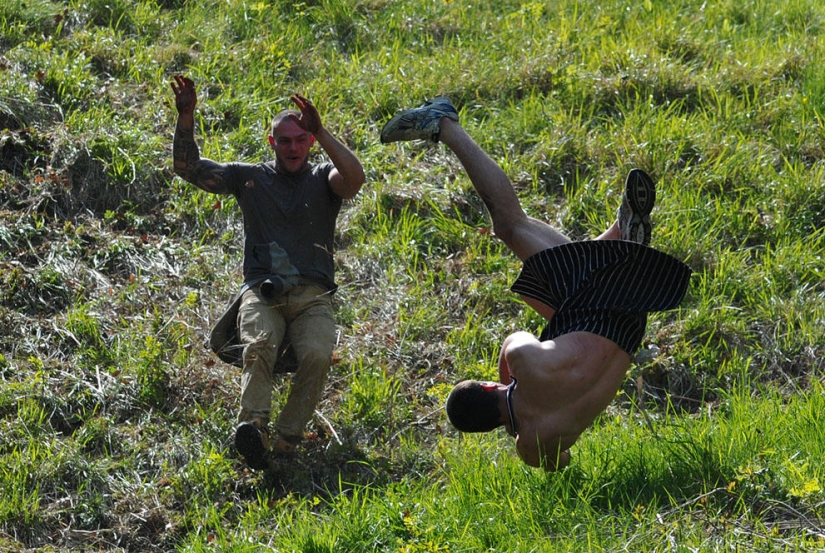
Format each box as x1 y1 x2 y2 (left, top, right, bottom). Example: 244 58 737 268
499 330 632 470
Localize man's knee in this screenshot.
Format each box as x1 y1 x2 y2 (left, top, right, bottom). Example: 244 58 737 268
492 220 517 245
296 343 333 371
243 338 279 367
488 207 530 240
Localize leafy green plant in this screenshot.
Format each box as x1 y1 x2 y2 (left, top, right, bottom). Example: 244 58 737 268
342 363 403 432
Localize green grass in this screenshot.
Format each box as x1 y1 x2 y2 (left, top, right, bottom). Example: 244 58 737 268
2 0 825 550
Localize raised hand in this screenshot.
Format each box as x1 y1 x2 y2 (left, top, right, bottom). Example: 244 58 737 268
170 75 197 115
288 93 323 135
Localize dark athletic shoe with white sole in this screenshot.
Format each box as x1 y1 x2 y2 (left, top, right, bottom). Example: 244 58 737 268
617 168 655 246
380 97 459 143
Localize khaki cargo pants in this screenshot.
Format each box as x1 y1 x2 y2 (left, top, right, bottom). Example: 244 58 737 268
236 282 336 442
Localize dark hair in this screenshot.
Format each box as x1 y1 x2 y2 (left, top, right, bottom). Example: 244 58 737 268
270 109 301 136
445 380 502 432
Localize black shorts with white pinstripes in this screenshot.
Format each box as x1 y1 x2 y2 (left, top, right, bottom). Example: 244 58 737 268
510 240 692 355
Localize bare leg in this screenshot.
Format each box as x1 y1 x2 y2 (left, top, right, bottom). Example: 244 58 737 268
438 119 571 260
437 118 632 323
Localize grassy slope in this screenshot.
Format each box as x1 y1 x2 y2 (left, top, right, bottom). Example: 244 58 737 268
1 0 824 550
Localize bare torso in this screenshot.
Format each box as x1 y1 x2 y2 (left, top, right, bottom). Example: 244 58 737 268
501 330 631 470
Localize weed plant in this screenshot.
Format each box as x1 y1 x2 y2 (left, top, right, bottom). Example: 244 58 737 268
1 0 825 551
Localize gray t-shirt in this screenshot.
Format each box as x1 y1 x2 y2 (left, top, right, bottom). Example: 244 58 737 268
219 160 341 290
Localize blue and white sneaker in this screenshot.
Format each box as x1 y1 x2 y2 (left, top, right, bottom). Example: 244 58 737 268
617 168 655 246
380 97 459 143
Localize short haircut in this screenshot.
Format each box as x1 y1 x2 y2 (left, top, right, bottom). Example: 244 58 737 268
270 110 301 137
445 380 501 432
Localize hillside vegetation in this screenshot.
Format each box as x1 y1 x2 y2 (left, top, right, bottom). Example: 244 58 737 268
2 0 824 551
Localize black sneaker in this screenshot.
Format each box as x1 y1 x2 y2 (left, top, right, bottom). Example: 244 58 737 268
234 420 270 470
617 168 656 245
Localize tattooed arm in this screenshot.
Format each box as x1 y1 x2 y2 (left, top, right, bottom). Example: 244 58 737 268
170 75 231 193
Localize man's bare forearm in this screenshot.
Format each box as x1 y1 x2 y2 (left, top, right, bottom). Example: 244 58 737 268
173 114 229 193
316 128 365 199
173 111 199 178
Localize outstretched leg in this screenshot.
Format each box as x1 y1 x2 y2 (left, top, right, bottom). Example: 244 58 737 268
437 119 571 260
380 98 656 255
443 133 657 248
379 99 570 260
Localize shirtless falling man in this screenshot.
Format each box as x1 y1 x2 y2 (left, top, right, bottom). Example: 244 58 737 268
380 98 691 470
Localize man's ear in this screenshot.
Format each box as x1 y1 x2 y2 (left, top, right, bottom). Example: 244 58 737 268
268 135 275 149
309 135 316 147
